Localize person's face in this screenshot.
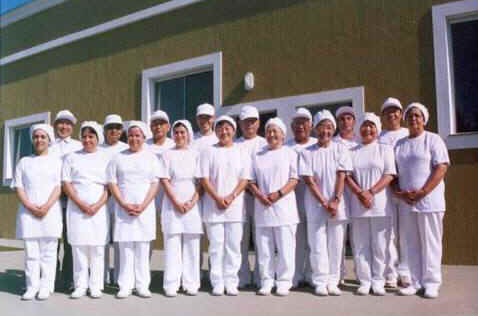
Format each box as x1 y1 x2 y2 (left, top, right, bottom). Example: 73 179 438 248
128 127 145 152
360 121 378 144
239 117 260 139
215 121 235 146
197 115 214 134
406 107 425 135
173 125 189 148
81 128 98 153
382 107 403 130
150 119 170 141
266 125 285 149
316 120 335 146
54 119 74 139
32 130 49 155
337 113 355 133
105 124 123 145
291 117 311 142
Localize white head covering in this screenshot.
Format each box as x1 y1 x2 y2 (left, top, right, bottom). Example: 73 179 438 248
239 105 259 120
381 97 403 113
80 121 104 144
214 115 237 131
313 109 337 130
127 120 150 139
150 110 170 123
196 103 215 117
30 123 55 144
292 107 312 121
265 117 287 137
172 119 194 144
54 110 77 125
404 102 430 125
336 106 355 119
104 114 123 128
359 112 382 135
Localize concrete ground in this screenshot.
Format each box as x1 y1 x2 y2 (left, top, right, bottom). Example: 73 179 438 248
0 239 477 316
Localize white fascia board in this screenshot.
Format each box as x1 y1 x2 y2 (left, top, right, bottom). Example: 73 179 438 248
1 0 67 28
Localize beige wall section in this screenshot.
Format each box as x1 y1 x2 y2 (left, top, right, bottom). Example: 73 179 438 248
1 0 477 263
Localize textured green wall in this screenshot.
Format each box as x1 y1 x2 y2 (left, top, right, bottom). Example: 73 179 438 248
1 0 477 264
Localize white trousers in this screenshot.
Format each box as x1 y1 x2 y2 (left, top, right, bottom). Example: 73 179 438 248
308 220 346 287
163 233 201 292
401 211 444 290
293 219 312 286
239 204 260 287
206 222 243 288
24 238 58 292
352 217 390 288
104 242 121 284
72 245 105 291
256 225 297 289
117 241 151 291
384 203 399 281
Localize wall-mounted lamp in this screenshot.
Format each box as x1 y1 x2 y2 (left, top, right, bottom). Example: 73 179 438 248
244 72 254 91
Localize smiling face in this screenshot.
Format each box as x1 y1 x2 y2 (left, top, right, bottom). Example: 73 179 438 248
239 117 260 139
337 113 355 134
360 121 378 144
381 106 403 131
291 117 311 143
266 124 285 149
197 114 215 135
54 119 74 139
173 124 189 149
127 126 145 152
81 127 98 153
32 129 50 155
105 124 123 145
316 119 335 146
215 121 235 147
406 107 425 137
150 119 170 143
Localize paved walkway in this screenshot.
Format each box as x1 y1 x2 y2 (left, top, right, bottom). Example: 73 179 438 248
0 242 477 316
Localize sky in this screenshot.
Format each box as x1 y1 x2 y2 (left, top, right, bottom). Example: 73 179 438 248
0 0 34 15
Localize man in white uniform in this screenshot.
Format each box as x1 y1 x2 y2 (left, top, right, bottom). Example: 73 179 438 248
285 108 316 288
146 110 175 155
50 110 82 291
235 105 267 288
378 97 410 288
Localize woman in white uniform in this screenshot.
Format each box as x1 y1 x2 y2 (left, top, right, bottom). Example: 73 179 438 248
62 121 109 299
107 121 160 299
299 110 352 296
199 115 250 296
346 113 396 296
249 118 299 297
159 120 203 297
14 124 62 301
395 103 450 299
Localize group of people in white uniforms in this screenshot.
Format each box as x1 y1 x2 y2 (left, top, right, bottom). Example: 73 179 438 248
14 97 449 300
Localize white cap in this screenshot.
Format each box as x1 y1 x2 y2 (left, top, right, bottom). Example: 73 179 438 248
336 106 355 118
196 103 215 117
172 119 194 144
150 110 170 123
30 124 55 144
404 102 430 125
214 115 237 131
104 114 123 128
381 97 403 113
239 105 259 120
54 110 77 125
265 117 287 137
359 112 382 135
292 107 312 121
127 120 150 138
313 109 337 130
80 121 104 144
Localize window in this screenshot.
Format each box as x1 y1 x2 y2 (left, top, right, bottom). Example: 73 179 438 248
433 0 478 149
3 112 50 186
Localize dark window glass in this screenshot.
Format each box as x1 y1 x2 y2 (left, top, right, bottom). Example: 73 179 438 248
304 102 352 136
234 110 277 139
14 125 34 164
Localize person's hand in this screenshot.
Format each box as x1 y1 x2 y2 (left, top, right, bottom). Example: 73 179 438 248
125 203 142 216
256 192 272 207
359 190 374 209
182 200 195 213
223 193 236 207
215 197 229 210
267 191 281 204
327 199 339 218
28 204 45 218
407 189 427 204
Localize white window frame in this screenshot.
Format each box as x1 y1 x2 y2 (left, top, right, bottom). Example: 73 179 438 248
432 0 478 149
141 52 222 122
3 112 51 186
218 86 365 139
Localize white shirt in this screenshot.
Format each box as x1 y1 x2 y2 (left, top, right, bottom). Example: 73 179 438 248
379 127 409 147
395 131 450 213
49 136 83 160
252 146 300 227
13 154 63 239
199 143 251 223
191 132 218 153
99 141 129 159
146 137 175 156
299 142 352 222
62 150 110 246
333 134 359 150
349 141 397 217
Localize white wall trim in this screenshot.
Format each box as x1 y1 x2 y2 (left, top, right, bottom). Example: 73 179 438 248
432 0 478 149
0 0 205 66
3 112 51 186
1 0 67 28
141 52 222 122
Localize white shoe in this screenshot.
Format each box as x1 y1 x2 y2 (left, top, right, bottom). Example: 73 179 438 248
399 275 411 287
356 285 370 296
424 287 439 299
226 286 239 296
185 288 198 296
212 285 224 296
399 286 418 296
372 286 386 296
37 288 50 300
136 288 152 298
70 288 87 299
257 286 272 296
327 285 342 296
116 289 131 299
89 289 102 298
385 279 398 288
164 289 177 297
314 285 328 296
21 288 38 301
276 287 290 296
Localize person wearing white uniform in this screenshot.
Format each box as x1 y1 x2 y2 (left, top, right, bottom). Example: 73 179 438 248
50 110 83 291
299 110 352 296
199 115 249 296
395 103 450 299
285 108 316 288
100 114 129 286
249 118 299 297
159 120 203 297
14 124 62 301
378 97 410 288
146 110 175 154
62 122 109 299
236 105 267 289
107 121 160 299
346 113 396 296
